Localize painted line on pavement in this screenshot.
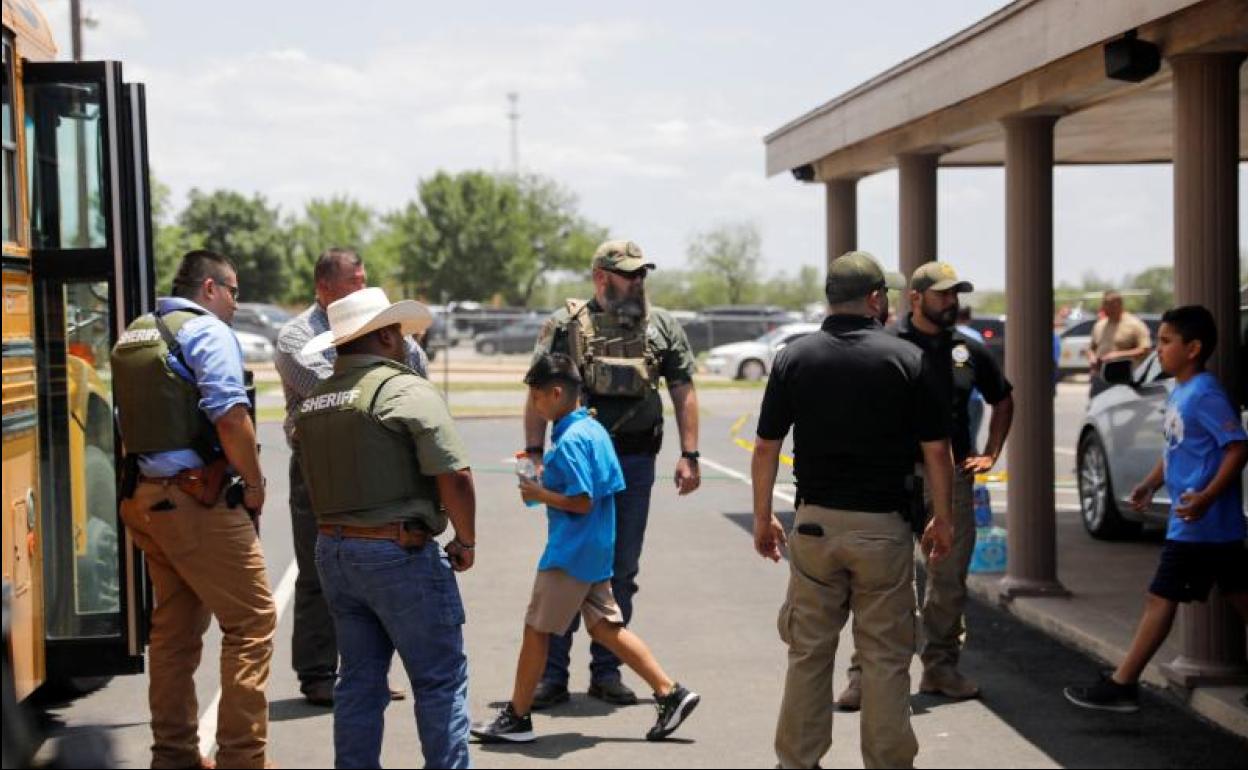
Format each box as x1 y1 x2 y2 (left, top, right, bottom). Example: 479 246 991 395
700 455 795 505
198 559 299 758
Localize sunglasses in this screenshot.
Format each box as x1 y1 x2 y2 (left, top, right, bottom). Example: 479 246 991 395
606 268 648 282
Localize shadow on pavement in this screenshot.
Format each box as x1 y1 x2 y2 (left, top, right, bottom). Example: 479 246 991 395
269 697 332 722
721 511 1248 768
476 733 692 759
487 695 656 718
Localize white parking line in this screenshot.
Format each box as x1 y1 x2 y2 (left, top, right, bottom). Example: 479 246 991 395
198 559 299 758
700 455 795 504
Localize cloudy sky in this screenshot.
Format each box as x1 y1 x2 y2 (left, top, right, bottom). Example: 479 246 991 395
42 0 1246 290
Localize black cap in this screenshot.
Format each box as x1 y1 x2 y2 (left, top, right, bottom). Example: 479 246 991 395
524 353 583 388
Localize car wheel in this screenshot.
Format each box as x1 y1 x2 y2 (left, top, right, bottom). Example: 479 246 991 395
738 359 766 381
477 340 497 356
1077 432 1141 540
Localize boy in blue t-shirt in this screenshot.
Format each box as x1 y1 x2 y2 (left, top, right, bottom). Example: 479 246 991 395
1065 305 1248 713
471 354 700 744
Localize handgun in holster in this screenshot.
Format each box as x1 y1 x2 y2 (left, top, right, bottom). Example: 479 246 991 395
903 473 928 537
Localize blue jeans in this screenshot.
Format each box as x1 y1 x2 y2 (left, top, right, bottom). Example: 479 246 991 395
543 453 656 687
315 534 470 769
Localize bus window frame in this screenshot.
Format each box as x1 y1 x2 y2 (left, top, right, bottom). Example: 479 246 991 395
2 30 31 255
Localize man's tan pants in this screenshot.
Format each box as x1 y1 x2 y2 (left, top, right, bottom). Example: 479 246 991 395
121 482 276 769
774 504 919 770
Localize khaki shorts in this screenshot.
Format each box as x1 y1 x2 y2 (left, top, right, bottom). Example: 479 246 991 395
525 569 624 634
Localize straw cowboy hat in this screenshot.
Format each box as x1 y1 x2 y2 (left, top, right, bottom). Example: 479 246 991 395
302 287 432 356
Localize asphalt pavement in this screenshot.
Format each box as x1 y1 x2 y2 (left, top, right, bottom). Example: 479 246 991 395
30 383 1248 768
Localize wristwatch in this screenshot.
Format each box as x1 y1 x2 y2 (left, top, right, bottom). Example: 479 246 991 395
525 445 544 455
681 450 701 462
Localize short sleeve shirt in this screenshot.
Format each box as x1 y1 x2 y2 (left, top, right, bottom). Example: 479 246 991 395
1162 372 1247 543
1092 313 1152 366
538 408 627 582
757 315 948 513
533 301 696 438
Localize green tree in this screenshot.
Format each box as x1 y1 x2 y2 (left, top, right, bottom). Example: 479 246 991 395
687 222 761 305
286 195 379 300
1127 265 1173 313
178 189 290 302
509 175 608 305
150 174 201 295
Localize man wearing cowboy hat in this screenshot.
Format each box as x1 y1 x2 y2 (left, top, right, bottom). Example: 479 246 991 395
296 287 477 769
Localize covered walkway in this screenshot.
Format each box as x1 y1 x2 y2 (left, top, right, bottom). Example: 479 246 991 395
765 0 1246 689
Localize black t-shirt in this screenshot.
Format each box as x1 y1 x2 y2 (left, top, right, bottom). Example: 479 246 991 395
757 315 949 513
891 314 1012 461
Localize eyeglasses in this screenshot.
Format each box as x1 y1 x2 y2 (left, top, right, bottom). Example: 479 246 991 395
606 268 647 282
218 281 240 301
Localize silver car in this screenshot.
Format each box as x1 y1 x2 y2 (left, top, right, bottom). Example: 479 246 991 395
1077 348 1248 540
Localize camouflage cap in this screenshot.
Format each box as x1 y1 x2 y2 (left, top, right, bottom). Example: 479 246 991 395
909 261 974 294
591 239 657 273
825 250 905 303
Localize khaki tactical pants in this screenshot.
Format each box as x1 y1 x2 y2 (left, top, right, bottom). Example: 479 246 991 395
121 482 276 769
846 468 976 682
919 470 976 672
774 504 919 770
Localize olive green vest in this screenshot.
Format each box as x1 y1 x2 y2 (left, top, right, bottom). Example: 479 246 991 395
111 309 219 459
296 359 444 531
565 299 660 402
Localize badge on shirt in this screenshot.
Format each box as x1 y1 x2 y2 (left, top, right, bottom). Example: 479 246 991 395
952 344 971 366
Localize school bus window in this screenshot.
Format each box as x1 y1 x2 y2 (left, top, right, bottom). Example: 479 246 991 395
24 79 107 250
2 37 17 245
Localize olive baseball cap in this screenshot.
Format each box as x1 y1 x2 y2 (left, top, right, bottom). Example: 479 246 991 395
910 261 974 293
591 239 656 273
825 250 906 303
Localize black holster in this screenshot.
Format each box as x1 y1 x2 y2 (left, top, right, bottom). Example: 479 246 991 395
903 474 927 537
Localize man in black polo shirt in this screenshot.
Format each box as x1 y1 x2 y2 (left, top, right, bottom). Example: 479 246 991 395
753 251 954 770
837 261 1015 711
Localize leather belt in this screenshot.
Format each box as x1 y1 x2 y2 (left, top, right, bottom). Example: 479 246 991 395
318 522 430 548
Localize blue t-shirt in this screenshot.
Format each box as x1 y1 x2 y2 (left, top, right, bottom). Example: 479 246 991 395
538 408 626 583
1163 372 1247 543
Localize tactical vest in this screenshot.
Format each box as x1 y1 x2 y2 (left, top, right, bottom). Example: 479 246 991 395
296 359 443 530
564 299 661 401
111 308 219 459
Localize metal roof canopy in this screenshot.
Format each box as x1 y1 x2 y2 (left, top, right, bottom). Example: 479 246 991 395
764 0 1248 181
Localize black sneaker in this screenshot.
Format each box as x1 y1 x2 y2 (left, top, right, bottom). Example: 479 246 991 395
588 679 638 705
470 703 536 743
530 681 570 711
1063 672 1140 713
646 683 700 741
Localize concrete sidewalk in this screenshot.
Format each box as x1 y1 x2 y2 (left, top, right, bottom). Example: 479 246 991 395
967 507 1248 739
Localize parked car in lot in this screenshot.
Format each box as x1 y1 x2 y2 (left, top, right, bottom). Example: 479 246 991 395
680 305 792 354
966 314 1006 368
233 303 292 343
704 323 821 380
1058 314 1161 378
234 329 275 363
1076 343 1248 540
474 318 546 355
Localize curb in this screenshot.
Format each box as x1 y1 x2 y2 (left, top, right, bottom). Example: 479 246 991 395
967 574 1248 740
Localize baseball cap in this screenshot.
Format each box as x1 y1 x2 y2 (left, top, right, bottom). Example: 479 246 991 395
909 261 974 293
591 240 656 273
825 251 906 303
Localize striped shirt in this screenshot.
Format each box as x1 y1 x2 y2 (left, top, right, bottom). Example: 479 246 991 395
275 302 430 446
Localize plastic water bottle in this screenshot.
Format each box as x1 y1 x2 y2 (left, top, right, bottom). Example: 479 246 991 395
973 483 993 527
515 452 541 508
970 527 1007 573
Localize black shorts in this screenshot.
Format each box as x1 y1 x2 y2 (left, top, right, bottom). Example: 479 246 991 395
1148 540 1248 603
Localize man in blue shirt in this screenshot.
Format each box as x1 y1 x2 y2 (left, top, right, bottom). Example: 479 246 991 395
1065 305 1247 714
113 250 275 769
472 354 700 744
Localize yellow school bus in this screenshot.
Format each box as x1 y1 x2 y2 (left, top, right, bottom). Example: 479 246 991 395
3 0 154 699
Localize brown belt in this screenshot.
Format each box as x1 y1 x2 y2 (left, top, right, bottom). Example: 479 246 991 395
318 522 429 548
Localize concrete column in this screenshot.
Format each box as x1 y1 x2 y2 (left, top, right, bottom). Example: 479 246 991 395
1162 52 1248 689
825 178 857 269
999 113 1068 600
898 152 939 280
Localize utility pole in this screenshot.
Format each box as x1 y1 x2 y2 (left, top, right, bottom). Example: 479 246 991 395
507 92 520 175
71 0 83 60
